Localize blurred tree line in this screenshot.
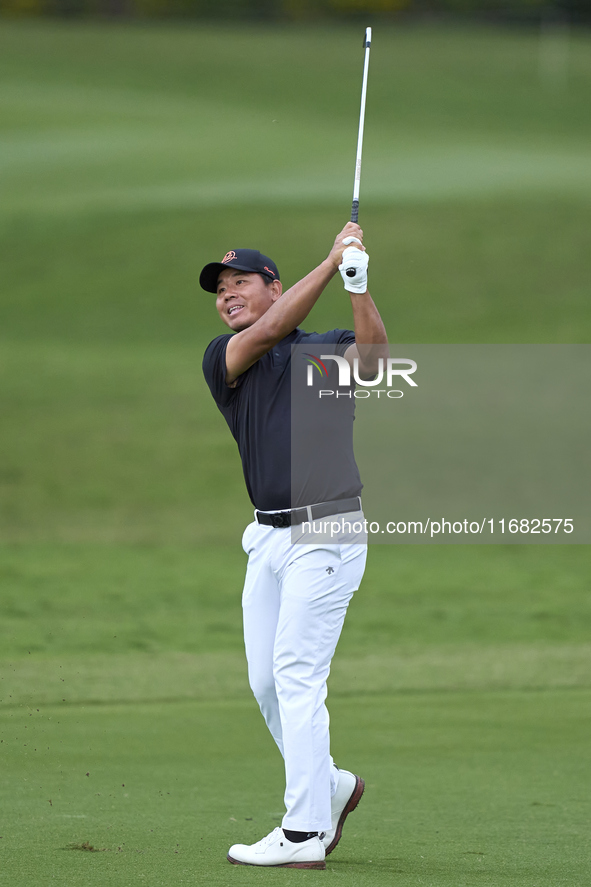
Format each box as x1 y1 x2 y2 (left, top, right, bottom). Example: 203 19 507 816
0 0 588 28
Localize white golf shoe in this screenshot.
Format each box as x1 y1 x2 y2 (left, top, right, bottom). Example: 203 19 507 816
227 827 326 869
323 769 365 855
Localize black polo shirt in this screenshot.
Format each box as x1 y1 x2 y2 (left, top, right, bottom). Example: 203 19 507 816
203 328 362 511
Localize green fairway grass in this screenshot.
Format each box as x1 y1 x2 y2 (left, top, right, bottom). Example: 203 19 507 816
1 19 590 885
2 691 590 885
1 22 590 221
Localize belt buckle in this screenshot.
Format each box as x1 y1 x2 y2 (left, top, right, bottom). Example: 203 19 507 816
271 512 290 529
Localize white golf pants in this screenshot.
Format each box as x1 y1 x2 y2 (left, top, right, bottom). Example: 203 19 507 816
241 518 367 832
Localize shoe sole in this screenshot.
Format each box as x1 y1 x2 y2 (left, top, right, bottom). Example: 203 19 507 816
227 854 326 869
325 774 365 856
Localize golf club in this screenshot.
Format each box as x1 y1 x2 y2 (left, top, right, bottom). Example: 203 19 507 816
350 26 372 225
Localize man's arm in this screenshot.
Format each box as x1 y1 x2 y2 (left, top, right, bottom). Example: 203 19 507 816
225 222 363 385
344 289 389 379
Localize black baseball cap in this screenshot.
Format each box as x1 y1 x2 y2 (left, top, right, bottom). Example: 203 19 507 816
199 249 280 294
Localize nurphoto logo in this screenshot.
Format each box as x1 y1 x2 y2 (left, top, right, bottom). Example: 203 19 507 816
303 354 418 399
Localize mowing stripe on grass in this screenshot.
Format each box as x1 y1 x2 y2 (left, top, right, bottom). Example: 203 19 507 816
3 643 591 708
2 145 591 220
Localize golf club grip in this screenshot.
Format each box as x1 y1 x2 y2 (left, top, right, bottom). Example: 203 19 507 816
351 199 359 223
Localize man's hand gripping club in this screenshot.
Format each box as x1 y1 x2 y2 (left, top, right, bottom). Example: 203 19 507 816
339 236 369 294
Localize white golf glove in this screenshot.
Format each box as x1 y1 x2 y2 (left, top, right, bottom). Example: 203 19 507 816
339 242 369 294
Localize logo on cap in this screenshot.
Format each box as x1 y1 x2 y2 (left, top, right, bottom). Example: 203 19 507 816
222 251 237 264
264 266 276 277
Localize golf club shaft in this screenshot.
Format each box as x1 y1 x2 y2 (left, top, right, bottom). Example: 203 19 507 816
351 27 372 223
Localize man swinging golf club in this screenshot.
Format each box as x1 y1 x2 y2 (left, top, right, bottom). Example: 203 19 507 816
200 219 388 868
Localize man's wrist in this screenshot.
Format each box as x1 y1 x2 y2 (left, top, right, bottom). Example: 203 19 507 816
323 256 340 275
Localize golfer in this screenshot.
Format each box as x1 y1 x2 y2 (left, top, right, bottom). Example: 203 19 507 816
200 221 387 869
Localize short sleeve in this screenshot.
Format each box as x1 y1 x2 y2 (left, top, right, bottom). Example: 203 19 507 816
331 328 357 356
202 335 238 407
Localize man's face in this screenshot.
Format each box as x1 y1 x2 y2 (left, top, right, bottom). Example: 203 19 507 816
216 268 281 332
